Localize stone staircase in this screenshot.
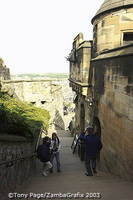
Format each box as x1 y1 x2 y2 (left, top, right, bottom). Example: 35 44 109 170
17 130 133 200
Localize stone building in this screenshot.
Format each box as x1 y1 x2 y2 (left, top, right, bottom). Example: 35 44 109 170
68 33 92 132
68 0 133 181
1 79 75 130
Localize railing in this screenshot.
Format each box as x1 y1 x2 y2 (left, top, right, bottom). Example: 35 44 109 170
71 134 79 153
71 134 85 161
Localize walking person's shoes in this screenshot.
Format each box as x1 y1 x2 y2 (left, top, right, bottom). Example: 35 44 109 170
50 169 53 173
93 169 97 174
42 171 47 176
85 172 93 176
57 169 61 172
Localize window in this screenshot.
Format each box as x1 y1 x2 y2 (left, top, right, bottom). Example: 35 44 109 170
123 32 133 45
31 102 36 105
41 101 46 104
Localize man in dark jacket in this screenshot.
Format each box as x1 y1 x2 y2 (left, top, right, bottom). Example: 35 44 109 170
37 136 52 176
85 126 102 176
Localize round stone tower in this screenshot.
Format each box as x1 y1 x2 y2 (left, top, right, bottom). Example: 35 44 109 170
91 0 133 55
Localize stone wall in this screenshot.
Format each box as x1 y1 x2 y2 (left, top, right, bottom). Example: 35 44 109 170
68 0 133 182
1 79 75 130
69 33 92 85
91 45 133 181
92 7 133 55
0 135 37 200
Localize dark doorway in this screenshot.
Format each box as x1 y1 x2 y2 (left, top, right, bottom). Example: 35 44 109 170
93 117 101 137
93 117 102 161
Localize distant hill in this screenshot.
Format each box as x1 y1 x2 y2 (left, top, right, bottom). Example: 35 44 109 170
11 73 69 80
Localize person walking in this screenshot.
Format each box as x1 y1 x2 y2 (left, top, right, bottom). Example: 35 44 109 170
84 126 102 176
50 132 61 173
37 136 52 176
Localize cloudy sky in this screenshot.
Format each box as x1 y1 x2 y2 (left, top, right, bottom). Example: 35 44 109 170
0 0 104 74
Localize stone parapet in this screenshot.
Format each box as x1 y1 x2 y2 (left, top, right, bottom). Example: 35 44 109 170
0 135 37 200
92 2 133 56
92 0 133 23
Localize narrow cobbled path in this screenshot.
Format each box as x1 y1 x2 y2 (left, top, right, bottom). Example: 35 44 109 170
19 130 133 200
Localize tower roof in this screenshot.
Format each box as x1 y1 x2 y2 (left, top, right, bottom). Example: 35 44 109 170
92 0 133 24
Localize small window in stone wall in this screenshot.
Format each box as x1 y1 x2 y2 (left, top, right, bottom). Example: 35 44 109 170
31 102 36 105
123 32 133 45
41 101 46 104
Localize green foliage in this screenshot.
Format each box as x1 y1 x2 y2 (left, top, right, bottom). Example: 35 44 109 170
0 92 50 139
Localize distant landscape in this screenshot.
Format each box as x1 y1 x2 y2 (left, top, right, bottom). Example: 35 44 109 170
11 73 69 80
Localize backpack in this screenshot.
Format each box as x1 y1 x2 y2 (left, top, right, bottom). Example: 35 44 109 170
37 144 50 162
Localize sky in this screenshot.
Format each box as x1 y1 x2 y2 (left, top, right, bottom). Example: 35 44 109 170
0 0 104 75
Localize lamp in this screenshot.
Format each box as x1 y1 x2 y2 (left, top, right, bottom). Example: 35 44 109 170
86 97 94 107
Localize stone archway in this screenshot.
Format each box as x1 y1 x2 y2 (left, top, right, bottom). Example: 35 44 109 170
80 104 85 132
